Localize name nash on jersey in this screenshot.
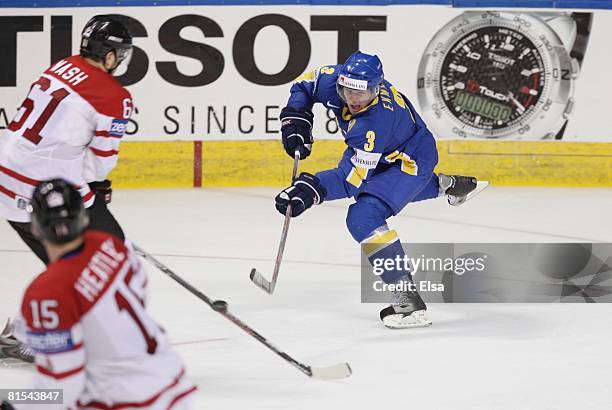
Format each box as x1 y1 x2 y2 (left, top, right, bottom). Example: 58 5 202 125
49 59 89 86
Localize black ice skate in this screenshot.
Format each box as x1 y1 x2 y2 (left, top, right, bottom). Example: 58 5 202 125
0 320 34 364
380 286 432 329
438 173 489 206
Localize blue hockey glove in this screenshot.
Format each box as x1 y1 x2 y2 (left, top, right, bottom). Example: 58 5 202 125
280 106 314 160
275 173 326 217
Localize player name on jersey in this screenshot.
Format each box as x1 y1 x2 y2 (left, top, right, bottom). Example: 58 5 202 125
74 238 126 303
49 59 89 87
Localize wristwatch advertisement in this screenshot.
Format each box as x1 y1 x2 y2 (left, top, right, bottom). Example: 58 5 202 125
417 11 593 140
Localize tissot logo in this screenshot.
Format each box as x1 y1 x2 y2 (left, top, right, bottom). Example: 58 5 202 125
0 14 387 87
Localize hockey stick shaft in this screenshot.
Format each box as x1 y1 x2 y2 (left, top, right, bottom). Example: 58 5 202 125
133 245 335 379
250 150 300 293
268 150 301 290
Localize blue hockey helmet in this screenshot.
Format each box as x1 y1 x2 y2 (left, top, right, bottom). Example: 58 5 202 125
336 51 384 104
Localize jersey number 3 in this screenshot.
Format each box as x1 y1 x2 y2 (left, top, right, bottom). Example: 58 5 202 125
8 76 69 145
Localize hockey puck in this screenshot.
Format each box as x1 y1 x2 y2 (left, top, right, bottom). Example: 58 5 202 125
211 300 228 312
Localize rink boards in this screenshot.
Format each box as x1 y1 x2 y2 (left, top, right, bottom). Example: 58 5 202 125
109 139 612 188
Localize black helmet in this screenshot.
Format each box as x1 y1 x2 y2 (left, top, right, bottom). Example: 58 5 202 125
80 15 133 67
28 179 89 244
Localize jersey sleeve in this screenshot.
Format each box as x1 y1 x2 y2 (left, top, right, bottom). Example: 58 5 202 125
83 92 132 182
286 65 338 110
18 280 86 409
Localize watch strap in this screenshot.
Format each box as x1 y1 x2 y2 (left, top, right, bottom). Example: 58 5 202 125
570 13 593 68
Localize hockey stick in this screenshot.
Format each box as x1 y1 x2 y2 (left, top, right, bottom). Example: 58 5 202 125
133 245 351 381
249 150 300 294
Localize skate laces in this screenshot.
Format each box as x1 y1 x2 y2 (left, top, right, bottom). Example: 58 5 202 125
18 343 35 363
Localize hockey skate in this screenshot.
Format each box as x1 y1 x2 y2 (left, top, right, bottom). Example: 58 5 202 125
438 173 489 206
379 286 432 329
0 320 34 364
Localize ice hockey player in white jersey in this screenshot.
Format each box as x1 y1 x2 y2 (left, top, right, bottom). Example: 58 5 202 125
1 179 197 410
0 15 134 363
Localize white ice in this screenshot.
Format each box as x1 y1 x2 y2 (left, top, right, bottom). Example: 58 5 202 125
2 186 612 409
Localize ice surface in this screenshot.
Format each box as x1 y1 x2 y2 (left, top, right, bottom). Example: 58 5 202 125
1 187 611 409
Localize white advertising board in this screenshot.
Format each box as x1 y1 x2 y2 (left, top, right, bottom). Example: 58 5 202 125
1 6 611 141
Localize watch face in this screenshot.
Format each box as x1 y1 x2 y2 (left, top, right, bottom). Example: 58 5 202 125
440 26 545 132
417 12 576 140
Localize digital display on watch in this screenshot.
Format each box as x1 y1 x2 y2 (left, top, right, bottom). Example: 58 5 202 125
453 90 512 122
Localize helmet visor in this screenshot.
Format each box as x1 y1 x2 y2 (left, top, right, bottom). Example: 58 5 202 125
115 46 133 68
336 85 378 104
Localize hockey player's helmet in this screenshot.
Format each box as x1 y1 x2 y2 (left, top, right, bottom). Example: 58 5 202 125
80 15 133 67
28 179 89 244
336 51 384 106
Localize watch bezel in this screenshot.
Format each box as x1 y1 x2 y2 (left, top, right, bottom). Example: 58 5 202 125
417 11 575 140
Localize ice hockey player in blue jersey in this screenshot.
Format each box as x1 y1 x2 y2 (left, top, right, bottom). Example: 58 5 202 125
274 51 487 329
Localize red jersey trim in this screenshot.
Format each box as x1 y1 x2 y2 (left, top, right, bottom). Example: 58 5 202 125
0 164 41 186
0 182 89 205
0 164 91 206
90 147 118 157
37 364 85 380
167 386 197 410
0 184 17 199
82 191 95 204
79 368 188 409
94 130 122 139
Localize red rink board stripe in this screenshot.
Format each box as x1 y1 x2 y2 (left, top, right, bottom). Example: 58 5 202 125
194 140 202 188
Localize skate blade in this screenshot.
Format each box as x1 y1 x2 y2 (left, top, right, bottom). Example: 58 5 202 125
382 311 433 329
450 180 489 206
0 357 34 368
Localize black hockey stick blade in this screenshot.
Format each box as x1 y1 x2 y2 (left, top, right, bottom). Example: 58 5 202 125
308 362 352 380
249 268 274 294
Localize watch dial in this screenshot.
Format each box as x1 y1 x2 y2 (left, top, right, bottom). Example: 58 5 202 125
440 26 546 131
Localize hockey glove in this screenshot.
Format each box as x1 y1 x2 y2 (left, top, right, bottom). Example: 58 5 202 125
88 179 113 204
280 106 314 160
275 172 326 217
